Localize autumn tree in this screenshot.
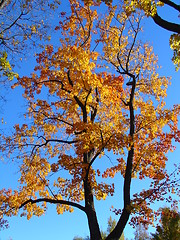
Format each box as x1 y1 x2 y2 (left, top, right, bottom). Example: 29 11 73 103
151 207 180 240
0 1 180 239
0 0 61 54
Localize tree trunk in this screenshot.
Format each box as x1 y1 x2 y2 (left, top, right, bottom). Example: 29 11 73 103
84 178 102 240
84 150 102 240
86 203 102 240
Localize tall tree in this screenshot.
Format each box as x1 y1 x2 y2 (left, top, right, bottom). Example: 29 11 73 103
0 1 180 239
151 207 180 240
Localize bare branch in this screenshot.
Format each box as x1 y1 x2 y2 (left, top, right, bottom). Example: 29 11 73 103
0 12 24 35
125 18 141 72
80 6 92 47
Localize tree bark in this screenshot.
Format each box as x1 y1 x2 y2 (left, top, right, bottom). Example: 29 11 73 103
84 184 102 240
160 0 180 12
84 152 102 240
152 13 180 34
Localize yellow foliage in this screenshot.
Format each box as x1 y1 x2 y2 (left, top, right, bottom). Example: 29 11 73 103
0 0 179 231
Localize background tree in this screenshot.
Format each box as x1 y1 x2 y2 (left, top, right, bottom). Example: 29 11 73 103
0 0 61 102
73 236 90 240
73 217 125 240
0 1 180 239
123 0 180 70
151 207 180 240
90 0 180 33
134 224 150 240
102 217 125 240
0 0 61 55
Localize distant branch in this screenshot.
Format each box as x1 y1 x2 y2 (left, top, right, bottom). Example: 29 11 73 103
126 18 141 72
80 6 92 47
134 175 180 207
0 12 24 35
44 116 74 127
33 137 77 149
29 137 78 156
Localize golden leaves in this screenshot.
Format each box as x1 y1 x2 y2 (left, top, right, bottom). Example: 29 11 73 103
56 204 74 214
0 1 179 229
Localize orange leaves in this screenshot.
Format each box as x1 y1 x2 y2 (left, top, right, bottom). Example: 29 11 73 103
102 158 126 178
56 204 74 215
94 182 115 200
51 163 59 172
1 1 180 233
45 45 54 55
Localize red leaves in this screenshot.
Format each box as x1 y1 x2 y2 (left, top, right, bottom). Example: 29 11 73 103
60 11 66 16
55 26 60 31
51 163 59 172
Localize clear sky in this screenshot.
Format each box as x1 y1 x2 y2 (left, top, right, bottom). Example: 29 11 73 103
0 1 179 240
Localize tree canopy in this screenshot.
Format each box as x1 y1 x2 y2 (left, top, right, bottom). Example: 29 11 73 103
0 0 61 85
0 0 179 239
84 0 180 70
151 207 180 240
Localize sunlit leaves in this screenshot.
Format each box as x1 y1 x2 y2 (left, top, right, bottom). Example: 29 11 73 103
0 0 179 233
170 34 180 71
0 52 18 80
88 0 180 70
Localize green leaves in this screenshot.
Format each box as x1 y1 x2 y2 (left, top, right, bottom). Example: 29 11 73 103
170 34 180 71
0 52 18 80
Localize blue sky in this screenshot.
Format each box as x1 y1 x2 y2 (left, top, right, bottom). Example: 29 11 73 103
0 1 180 240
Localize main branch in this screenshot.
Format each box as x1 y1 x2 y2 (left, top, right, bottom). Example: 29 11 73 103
19 197 86 212
160 0 180 12
106 75 136 240
152 13 180 33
